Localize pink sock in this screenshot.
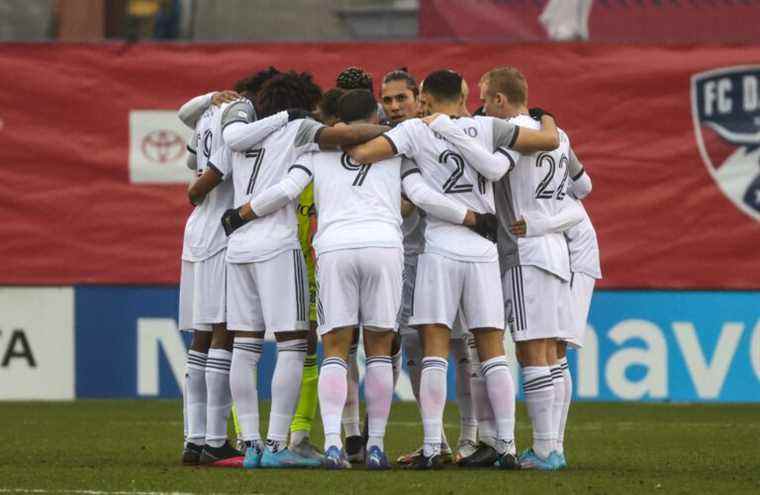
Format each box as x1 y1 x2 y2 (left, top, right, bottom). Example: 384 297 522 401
365 356 394 451
481 356 516 453
420 357 448 457
319 357 348 450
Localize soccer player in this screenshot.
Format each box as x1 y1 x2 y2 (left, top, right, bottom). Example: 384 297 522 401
475 66 575 470
347 69 559 469
509 165 599 469
213 72 391 469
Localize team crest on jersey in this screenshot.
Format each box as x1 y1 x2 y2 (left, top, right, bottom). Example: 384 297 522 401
691 65 760 221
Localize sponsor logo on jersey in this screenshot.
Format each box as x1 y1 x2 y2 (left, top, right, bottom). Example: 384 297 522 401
691 65 760 221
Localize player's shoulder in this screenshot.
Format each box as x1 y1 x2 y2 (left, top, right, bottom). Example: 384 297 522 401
557 127 570 147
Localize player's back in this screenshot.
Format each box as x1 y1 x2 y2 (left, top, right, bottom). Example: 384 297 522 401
310 150 402 256
496 115 571 279
225 118 322 263
565 201 601 279
183 105 234 262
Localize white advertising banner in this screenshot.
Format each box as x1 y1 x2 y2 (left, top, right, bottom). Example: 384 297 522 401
128 110 195 184
0 287 74 400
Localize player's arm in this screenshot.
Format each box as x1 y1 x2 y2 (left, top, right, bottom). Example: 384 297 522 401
188 166 223 206
400 198 416 218
315 123 390 151
492 111 560 155
346 119 418 164
178 90 239 129
566 147 592 199
222 157 313 235
186 134 198 170
510 205 584 238
424 113 511 181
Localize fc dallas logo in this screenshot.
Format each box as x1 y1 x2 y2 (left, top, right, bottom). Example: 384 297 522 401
691 65 760 221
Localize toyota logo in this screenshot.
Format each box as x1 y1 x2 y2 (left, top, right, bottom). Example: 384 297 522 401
141 129 185 164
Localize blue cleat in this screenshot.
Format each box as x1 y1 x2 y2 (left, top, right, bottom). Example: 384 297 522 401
550 451 567 470
323 446 351 470
365 446 391 470
518 448 557 471
242 443 263 469
260 447 322 468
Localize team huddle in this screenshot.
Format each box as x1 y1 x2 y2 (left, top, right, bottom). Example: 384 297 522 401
177 64 601 471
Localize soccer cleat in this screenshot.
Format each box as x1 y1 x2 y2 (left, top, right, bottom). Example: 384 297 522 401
323 446 352 470
398 442 452 466
365 446 391 470
495 452 520 470
456 443 500 468
260 447 322 468
288 437 323 462
181 442 203 465
242 442 263 469
453 439 478 464
198 441 243 467
439 442 453 464
549 451 566 470
402 452 443 470
345 435 365 463
518 448 557 471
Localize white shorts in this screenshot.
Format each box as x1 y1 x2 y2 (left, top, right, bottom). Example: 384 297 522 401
226 249 309 333
563 272 596 348
503 265 571 342
179 254 224 332
408 253 504 332
316 247 403 336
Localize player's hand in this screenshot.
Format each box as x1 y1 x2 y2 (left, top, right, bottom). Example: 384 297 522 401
221 208 247 236
287 108 312 121
421 113 444 126
509 218 527 237
212 90 240 106
468 212 498 242
528 107 555 123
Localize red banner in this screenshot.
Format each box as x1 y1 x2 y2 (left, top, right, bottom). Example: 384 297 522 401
0 42 759 288
420 0 760 43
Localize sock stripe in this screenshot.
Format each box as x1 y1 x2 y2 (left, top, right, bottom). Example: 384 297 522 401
421 358 448 371
523 378 554 393
187 356 207 366
523 374 552 387
560 361 569 371
304 356 317 367
322 357 347 369
481 361 508 376
366 356 393 365
233 343 263 352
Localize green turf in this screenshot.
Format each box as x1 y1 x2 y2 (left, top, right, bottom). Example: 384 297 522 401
1 400 759 494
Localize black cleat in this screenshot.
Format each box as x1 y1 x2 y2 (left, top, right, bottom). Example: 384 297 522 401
198 441 243 465
182 442 204 465
457 443 500 468
495 451 520 470
345 435 365 463
402 452 443 470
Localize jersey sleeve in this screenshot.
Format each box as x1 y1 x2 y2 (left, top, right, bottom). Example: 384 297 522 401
294 119 326 153
383 119 420 158
221 98 256 131
523 204 585 237
401 158 468 224
208 146 233 179
491 118 520 150
223 110 289 152
178 92 214 129
567 147 592 199
250 152 313 217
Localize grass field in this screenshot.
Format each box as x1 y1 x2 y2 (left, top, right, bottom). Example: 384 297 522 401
2 400 759 495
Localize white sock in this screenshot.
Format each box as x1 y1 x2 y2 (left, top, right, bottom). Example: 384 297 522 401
185 350 207 445
391 348 403 389
522 366 556 459
481 356 516 454
342 347 361 438
468 339 495 447
365 356 393 451
420 357 448 457
267 339 307 448
230 337 263 442
558 357 572 455
402 332 423 401
550 363 565 455
319 357 348 450
452 339 477 444
205 348 232 448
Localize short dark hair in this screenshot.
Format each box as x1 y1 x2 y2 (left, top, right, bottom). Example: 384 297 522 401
422 69 462 102
298 71 323 112
337 89 377 123
318 88 345 123
382 68 419 96
336 66 373 93
256 71 323 118
234 66 281 99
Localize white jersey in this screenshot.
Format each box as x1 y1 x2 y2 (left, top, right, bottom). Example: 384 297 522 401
212 115 323 263
565 202 601 279
299 150 403 256
384 116 518 263
181 104 234 262
495 115 572 280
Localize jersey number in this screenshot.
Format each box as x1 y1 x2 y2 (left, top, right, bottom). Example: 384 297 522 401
534 152 568 200
439 150 477 194
245 148 266 194
341 153 370 186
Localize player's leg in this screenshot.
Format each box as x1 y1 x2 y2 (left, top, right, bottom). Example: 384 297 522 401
226 262 265 468
342 328 363 462
179 259 211 465
259 249 316 468
464 259 517 469
508 265 560 470
546 278 572 467
450 332 477 462
359 247 403 470
316 249 361 469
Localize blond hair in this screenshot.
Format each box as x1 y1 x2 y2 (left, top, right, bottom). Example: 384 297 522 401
482 67 527 105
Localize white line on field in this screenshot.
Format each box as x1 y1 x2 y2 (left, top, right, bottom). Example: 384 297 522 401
0 489 246 495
